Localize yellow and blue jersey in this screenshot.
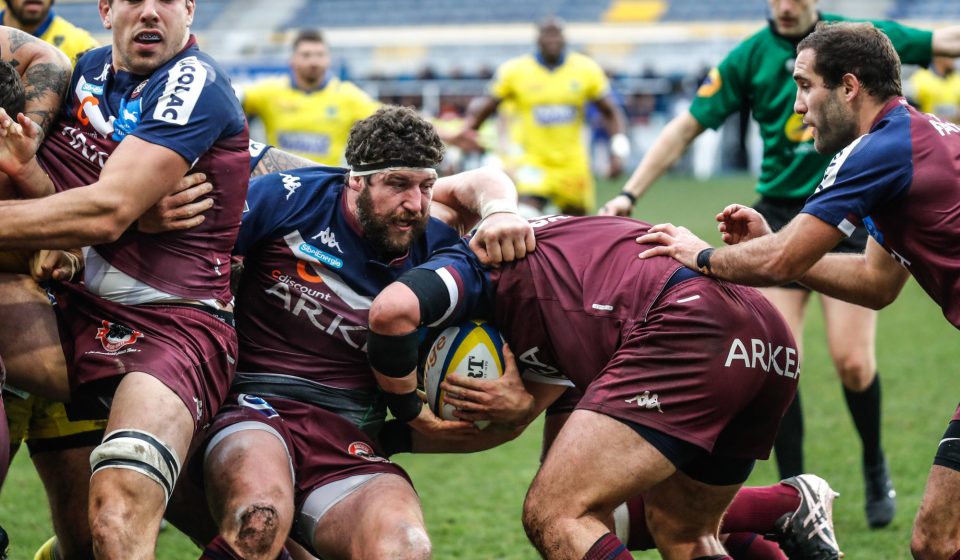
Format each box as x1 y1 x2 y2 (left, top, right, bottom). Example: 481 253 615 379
489 51 609 170
242 74 380 166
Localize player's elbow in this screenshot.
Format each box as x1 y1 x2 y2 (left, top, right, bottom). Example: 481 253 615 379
369 283 421 335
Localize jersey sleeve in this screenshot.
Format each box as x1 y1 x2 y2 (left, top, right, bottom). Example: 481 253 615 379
241 80 268 118
488 58 518 101
582 57 612 101
800 125 912 236
132 56 246 163
405 241 492 328
688 40 753 130
343 82 381 120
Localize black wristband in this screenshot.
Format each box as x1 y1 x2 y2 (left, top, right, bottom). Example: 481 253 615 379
384 390 424 423
379 419 414 457
696 247 716 275
618 190 637 205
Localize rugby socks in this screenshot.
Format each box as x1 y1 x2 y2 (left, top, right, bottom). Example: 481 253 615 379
623 495 656 550
720 484 801 534
949 549 960 560
843 375 883 466
582 533 632 560
723 532 787 560
773 392 804 478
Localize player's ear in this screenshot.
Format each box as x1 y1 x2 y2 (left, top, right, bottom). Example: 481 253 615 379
841 73 860 101
98 0 111 29
346 175 364 192
185 0 195 26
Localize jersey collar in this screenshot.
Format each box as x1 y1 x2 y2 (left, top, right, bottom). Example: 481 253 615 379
535 51 567 71
289 71 331 93
871 97 909 130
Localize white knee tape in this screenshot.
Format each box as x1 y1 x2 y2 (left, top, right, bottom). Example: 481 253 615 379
90 429 182 503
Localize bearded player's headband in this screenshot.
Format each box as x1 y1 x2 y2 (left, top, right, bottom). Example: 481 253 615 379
349 159 439 178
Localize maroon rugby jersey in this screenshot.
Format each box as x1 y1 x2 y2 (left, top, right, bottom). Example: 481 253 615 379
39 38 249 304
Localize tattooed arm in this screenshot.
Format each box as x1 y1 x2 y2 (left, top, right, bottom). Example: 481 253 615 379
0 26 71 135
251 146 316 177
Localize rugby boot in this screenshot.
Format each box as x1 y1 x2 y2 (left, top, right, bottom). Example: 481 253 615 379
0 524 9 560
864 458 896 528
770 474 841 560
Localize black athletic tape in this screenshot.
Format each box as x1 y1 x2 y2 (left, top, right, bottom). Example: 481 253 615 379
367 330 420 378
397 268 451 327
106 430 180 479
93 459 172 497
379 419 414 456
934 421 960 472
384 391 423 423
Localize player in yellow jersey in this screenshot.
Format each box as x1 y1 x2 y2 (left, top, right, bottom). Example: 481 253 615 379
0 3 101 559
453 17 629 216
1 0 97 65
242 29 380 166
907 55 960 122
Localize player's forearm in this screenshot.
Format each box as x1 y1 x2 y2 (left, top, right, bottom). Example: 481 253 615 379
0 187 131 249
410 423 526 453
251 147 315 177
708 236 815 287
621 111 704 199
8 157 55 199
434 166 518 231
799 253 907 309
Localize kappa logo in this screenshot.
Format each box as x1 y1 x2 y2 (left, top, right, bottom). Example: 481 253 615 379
95 62 110 81
347 442 389 463
95 320 144 352
625 391 663 413
280 173 301 200
311 226 343 253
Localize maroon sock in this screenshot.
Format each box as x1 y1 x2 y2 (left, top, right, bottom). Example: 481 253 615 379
583 533 633 560
724 532 787 560
949 550 960 560
199 536 244 560
721 484 801 534
624 495 656 550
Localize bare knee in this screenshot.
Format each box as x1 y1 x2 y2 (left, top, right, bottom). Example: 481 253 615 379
228 503 285 559
833 351 876 390
366 521 431 560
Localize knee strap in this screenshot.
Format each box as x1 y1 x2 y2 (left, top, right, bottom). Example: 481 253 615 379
90 429 181 503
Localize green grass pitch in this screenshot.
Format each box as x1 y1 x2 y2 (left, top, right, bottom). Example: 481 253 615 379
1 174 956 559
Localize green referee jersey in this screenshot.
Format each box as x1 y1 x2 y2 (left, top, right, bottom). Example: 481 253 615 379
689 14 932 199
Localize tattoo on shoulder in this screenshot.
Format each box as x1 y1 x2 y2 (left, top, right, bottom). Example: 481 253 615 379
6 28 38 55
23 62 70 132
251 148 315 177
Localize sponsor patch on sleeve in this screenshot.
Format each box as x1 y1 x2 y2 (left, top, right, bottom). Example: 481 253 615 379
153 56 208 125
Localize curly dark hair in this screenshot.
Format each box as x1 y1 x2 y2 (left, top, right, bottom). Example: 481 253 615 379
797 22 902 101
0 60 25 117
344 105 444 171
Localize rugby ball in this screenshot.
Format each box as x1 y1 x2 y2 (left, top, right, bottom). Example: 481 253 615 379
422 320 505 427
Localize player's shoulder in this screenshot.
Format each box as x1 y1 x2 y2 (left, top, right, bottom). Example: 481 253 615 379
251 166 346 200
498 54 536 75
565 51 603 70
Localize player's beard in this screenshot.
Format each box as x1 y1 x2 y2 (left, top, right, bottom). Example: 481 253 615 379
356 185 429 259
814 92 859 156
9 0 50 26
